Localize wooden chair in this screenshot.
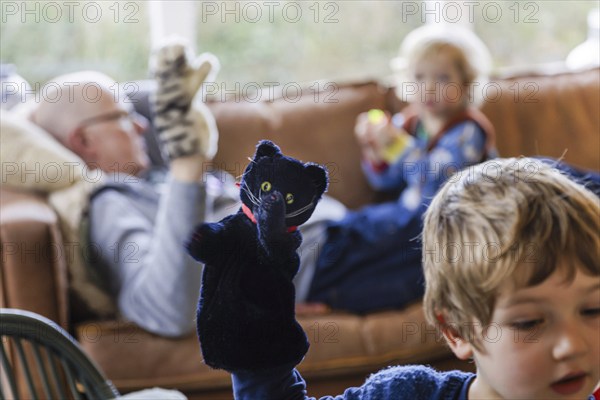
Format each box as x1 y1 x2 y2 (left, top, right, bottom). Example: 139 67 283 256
1 308 119 399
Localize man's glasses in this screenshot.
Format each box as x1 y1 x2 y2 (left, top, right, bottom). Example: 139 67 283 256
76 110 147 132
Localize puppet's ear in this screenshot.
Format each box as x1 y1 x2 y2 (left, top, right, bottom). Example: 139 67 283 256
254 140 281 160
305 163 329 198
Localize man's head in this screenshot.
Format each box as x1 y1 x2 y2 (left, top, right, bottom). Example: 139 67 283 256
422 157 599 398
31 71 150 176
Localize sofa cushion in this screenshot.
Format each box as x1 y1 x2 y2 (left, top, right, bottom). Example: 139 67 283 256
76 303 452 393
0 112 85 192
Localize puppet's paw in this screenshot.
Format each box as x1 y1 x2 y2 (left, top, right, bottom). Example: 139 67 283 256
185 225 207 262
185 223 222 263
257 191 286 236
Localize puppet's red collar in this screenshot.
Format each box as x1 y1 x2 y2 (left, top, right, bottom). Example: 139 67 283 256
241 203 297 232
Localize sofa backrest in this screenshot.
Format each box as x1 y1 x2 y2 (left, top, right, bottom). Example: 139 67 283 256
209 81 393 209
211 68 600 209
481 68 599 171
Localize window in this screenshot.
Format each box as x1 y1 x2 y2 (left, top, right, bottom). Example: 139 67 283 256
195 1 422 86
1 1 597 89
472 1 598 70
1 1 149 85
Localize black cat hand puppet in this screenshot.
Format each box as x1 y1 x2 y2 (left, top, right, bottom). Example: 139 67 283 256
186 140 328 372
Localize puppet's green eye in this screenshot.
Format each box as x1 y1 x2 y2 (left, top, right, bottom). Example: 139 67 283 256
261 181 272 192
286 193 294 204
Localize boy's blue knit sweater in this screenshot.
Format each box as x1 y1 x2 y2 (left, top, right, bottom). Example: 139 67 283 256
234 364 598 399
233 364 474 399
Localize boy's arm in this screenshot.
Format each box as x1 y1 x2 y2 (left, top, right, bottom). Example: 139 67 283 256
360 147 414 191
417 121 487 199
362 119 488 195
232 366 362 399
231 364 461 399
359 113 417 191
368 121 487 198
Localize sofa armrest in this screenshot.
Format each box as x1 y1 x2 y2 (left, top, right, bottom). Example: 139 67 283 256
0 187 69 328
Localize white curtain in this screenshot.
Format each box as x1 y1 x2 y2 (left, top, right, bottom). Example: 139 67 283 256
148 1 197 49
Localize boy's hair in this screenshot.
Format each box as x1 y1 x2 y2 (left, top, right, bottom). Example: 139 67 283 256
422 158 600 345
392 25 492 105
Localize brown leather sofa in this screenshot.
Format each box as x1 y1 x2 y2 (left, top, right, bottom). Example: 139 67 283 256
1 67 598 399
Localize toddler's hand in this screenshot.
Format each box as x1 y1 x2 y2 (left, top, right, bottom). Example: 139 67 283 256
355 110 410 164
355 111 386 163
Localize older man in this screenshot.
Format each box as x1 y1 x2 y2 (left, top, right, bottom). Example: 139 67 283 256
30 68 227 335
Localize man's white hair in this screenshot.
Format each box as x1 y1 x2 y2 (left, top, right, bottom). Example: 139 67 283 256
31 71 121 143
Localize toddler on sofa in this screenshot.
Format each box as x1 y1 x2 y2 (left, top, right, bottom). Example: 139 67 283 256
307 25 497 313
356 24 496 198
231 157 600 399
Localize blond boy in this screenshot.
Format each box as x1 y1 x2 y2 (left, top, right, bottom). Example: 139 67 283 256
423 157 599 399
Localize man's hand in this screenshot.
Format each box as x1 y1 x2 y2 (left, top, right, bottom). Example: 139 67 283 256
151 39 220 165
